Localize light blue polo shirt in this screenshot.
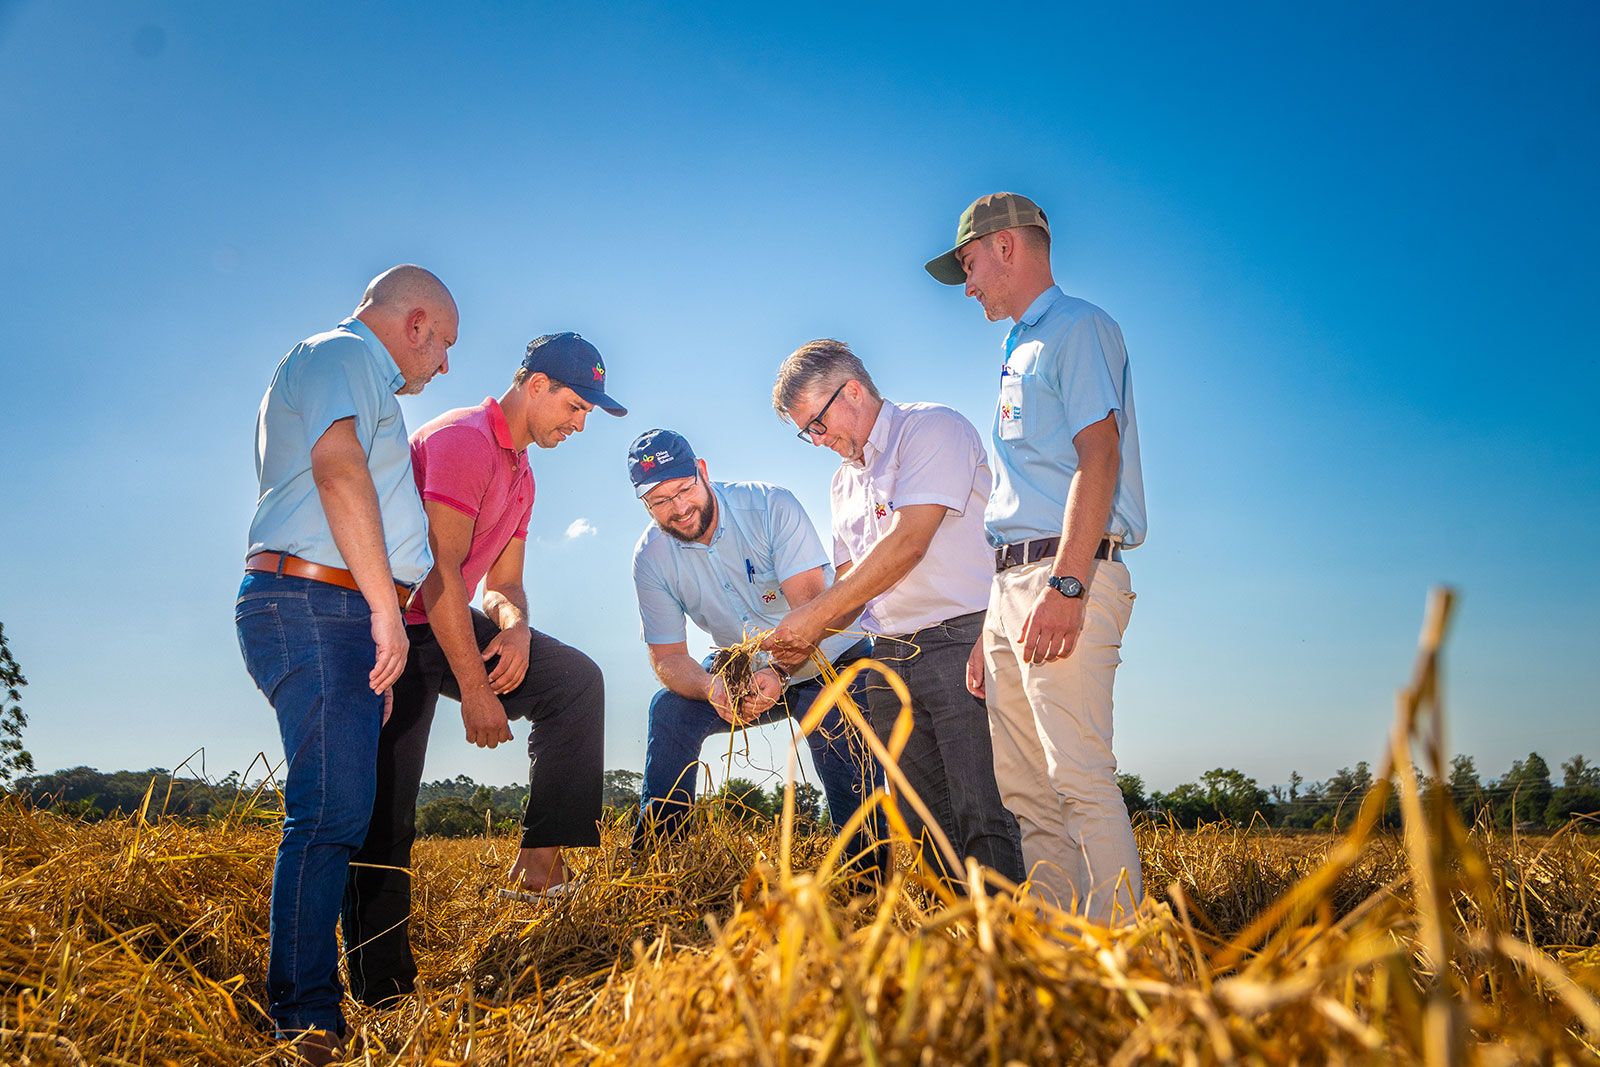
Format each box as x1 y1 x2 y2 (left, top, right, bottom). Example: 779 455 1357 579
985 286 1148 550
631 480 859 684
246 318 433 585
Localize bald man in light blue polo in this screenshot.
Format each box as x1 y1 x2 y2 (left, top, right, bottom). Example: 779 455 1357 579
237 265 454 1059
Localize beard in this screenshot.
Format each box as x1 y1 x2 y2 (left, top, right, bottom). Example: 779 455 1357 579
659 498 715 543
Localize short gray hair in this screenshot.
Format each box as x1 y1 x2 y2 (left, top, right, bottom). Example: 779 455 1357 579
772 338 880 420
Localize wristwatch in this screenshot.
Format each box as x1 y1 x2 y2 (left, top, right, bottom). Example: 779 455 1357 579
1047 574 1085 599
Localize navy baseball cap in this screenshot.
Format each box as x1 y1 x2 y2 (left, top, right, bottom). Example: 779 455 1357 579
521 332 627 416
628 428 698 497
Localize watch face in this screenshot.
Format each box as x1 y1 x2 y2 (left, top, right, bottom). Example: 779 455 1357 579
1050 575 1084 598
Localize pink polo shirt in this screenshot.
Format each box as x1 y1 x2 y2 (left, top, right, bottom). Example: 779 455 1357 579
405 397 534 624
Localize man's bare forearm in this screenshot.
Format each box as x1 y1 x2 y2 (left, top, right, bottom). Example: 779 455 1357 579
651 650 715 702
313 450 401 617
482 585 529 631
1051 425 1120 584
421 568 495 696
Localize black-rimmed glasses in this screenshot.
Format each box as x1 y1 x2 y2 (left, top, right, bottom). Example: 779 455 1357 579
794 381 849 442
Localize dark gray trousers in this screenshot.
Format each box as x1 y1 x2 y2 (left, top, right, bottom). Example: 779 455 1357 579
864 610 1025 887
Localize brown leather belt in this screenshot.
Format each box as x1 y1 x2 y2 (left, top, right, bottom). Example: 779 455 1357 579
994 537 1121 573
246 552 415 611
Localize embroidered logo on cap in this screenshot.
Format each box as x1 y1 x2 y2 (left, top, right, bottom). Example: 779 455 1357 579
592 362 605 381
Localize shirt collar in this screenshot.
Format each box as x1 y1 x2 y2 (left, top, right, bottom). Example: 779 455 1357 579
339 317 406 394
1016 285 1064 330
853 399 897 469
483 396 518 453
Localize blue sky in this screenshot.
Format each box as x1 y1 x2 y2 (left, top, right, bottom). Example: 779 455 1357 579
2 2 1596 795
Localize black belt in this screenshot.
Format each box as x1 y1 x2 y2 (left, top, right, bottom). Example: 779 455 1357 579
994 537 1121 573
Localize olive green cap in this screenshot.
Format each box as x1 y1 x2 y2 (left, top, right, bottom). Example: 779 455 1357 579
923 192 1050 285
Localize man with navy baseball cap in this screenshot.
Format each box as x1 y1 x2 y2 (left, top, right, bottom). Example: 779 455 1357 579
342 331 625 1008
625 428 886 878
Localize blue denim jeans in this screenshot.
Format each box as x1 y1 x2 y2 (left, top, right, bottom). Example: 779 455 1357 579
235 572 384 1037
633 639 887 877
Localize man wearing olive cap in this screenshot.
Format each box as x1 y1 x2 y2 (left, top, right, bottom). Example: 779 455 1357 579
342 333 625 1007
926 193 1148 922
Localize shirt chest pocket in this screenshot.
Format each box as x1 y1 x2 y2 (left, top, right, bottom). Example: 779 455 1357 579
998 372 1037 441
750 565 783 602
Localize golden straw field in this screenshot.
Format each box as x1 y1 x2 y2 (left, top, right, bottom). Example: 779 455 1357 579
3 592 1598 1065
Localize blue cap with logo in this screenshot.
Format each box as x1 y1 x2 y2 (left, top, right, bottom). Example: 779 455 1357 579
628 428 698 497
521 332 627 416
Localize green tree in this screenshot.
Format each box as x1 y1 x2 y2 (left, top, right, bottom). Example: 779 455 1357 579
1561 755 1599 790
1499 753 1553 827
1117 773 1150 816
763 781 826 827
1547 754 1600 827
716 777 776 820
1199 767 1271 824
0 622 34 787
602 769 644 812
416 796 486 837
1448 754 1484 823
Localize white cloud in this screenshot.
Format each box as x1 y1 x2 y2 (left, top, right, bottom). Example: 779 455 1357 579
564 517 597 539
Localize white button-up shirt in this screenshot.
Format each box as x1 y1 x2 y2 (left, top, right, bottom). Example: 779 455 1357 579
830 400 995 636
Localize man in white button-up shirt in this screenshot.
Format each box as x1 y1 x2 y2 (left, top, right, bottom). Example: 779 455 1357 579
766 340 1024 889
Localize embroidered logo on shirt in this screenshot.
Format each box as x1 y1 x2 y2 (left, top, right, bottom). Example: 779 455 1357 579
761 589 778 603
874 501 889 519
1001 402 1022 422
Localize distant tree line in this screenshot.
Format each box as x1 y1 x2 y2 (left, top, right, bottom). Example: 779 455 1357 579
9 751 1596 836
1117 751 1600 831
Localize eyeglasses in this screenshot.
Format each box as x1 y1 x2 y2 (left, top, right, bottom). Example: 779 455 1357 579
643 473 702 513
793 381 849 442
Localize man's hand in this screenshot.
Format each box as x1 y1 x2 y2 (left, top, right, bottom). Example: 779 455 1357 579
708 675 739 725
737 668 784 722
1018 584 1087 665
762 603 826 672
483 623 532 694
966 639 986 699
708 669 783 726
461 686 513 747
382 688 394 726
370 609 409 694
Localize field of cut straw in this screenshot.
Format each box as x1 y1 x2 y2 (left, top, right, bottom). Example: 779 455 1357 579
3 591 1599 1065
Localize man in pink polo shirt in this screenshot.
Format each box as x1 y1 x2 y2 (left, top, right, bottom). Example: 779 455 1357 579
341 332 625 1008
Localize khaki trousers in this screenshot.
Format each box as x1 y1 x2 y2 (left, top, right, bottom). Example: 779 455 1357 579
983 558 1142 922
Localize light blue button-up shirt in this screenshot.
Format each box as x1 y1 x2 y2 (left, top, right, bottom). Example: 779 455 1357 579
246 318 433 585
985 286 1148 549
631 480 859 683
